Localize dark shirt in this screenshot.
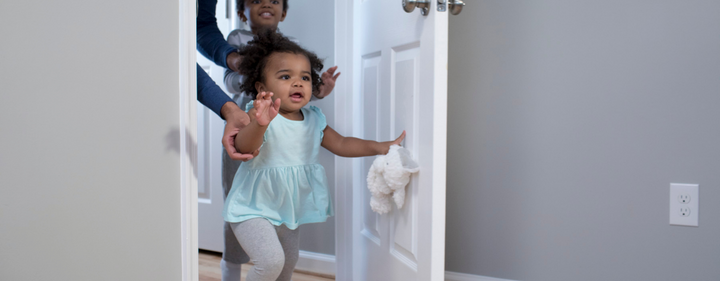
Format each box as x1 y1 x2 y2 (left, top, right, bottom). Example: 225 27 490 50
196 0 236 117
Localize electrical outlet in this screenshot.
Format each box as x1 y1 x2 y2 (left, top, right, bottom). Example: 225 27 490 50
679 207 691 217
670 183 699 227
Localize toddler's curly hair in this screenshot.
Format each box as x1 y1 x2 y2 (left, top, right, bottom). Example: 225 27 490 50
237 30 324 99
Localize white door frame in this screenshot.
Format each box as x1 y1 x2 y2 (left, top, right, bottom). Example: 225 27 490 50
179 0 199 280
332 0 354 280
179 1 353 280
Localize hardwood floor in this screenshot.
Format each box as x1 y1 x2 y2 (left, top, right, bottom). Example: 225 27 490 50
199 250 335 281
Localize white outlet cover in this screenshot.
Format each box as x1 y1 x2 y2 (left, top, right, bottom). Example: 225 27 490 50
670 183 699 226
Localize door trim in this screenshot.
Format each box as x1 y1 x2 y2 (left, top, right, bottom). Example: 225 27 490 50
333 0 354 280
180 0 199 280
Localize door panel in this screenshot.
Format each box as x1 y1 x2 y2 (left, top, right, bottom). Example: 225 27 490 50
361 54 382 246
352 0 448 280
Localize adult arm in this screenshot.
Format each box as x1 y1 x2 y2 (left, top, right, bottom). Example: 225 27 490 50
197 63 234 116
197 0 242 72
198 64 257 160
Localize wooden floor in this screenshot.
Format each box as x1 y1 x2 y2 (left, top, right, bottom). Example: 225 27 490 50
199 250 335 281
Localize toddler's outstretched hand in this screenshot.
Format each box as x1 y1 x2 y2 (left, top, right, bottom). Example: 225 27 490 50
316 66 341 99
378 130 406 155
254 91 281 126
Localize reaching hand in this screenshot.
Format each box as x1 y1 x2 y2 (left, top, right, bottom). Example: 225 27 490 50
391 130 406 146
253 91 281 126
377 130 406 155
220 102 259 161
315 66 341 99
226 51 243 73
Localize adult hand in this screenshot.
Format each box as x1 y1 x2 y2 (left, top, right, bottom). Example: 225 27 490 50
315 66 341 99
226 51 243 73
220 101 258 161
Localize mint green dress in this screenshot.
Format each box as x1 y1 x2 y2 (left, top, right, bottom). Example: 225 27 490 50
223 105 334 229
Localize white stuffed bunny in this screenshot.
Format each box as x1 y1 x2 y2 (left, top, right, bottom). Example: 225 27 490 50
366 145 420 214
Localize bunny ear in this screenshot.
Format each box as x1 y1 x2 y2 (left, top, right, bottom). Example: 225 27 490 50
396 146 419 171
404 167 420 174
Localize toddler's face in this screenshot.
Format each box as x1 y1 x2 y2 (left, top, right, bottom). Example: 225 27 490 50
240 0 286 32
255 52 313 114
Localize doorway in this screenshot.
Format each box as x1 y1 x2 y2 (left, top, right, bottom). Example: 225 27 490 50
183 1 449 280
195 0 339 278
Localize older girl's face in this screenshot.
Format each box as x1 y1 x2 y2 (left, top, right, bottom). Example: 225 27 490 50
255 52 313 114
240 0 286 32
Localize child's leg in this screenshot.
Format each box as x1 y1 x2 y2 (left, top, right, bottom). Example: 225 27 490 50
275 225 300 281
220 259 242 281
231 218 286 281
221 221 245 281
221 151 248 281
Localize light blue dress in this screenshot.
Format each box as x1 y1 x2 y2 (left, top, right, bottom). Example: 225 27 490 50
223 104 334 229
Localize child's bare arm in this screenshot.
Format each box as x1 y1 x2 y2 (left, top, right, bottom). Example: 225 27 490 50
234 92 281 154
321 126 405 157
234 107 265 154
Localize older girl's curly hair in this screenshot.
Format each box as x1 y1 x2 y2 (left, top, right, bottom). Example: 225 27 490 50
237 30 324 99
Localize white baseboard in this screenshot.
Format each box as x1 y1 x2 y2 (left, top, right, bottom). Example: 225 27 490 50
295 250 336 277
294 252 516 281
445 271 518 281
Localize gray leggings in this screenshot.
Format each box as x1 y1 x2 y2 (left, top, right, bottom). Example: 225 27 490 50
222 150 250 264
230 218 300 281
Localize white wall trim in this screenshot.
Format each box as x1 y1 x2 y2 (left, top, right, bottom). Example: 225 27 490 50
295 251 337 277
179 0 198 280
445 271 518 281
294 252 519 281
333 0 354 280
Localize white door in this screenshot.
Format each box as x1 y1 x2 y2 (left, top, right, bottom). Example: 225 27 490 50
340 1 449 280
197 0 238 252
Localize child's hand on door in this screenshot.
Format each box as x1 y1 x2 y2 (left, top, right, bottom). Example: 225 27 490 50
377 130 406 155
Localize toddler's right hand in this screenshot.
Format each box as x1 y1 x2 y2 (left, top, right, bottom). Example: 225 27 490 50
253 91 281 126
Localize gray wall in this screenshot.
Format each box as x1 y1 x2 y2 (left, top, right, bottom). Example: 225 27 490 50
446 1 720 280
0 1 182 280
278 0 336 256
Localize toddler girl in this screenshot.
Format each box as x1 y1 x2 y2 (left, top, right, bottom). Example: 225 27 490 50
223 30 404 281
